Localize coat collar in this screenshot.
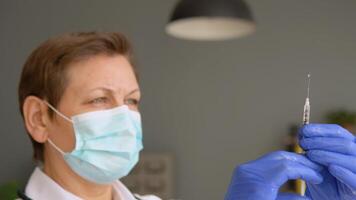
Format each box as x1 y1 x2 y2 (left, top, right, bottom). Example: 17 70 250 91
25 167 137 200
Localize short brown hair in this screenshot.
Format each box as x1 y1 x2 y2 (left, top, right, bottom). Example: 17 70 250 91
18 32 138 162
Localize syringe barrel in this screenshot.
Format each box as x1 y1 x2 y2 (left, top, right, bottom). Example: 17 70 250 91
303 98 310 125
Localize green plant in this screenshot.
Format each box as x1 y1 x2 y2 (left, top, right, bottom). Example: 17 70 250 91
0 181 19 200
325 109 356 125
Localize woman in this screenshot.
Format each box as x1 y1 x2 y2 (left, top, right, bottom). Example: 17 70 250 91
18 32 356 200
18 32 159 200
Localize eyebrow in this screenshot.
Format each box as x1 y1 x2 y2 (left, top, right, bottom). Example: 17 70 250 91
125 88 140 97
88 87 140 97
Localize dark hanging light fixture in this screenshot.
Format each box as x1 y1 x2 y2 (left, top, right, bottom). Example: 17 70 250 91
166 0 256 41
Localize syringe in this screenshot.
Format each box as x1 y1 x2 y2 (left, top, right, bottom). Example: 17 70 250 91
296 73 311 196
303 74 311 125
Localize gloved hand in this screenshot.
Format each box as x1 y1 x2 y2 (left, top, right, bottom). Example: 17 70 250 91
224 151 323 200
299 124 356 200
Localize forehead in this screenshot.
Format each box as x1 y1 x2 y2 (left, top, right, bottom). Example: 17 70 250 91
65 54 138 93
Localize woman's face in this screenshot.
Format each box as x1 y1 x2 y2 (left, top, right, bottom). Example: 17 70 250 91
46 54 140 153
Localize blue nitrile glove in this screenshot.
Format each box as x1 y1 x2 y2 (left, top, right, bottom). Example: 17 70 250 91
224 151 323 200
299 124 356 200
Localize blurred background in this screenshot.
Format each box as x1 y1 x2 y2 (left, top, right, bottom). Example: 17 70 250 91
1 0 356 199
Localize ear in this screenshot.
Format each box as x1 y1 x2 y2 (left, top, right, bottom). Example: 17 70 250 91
23 96 51 143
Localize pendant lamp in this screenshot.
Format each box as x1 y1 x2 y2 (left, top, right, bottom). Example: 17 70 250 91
166 0 256 41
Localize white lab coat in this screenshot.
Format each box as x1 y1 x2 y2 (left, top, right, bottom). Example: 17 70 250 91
19 167 161 200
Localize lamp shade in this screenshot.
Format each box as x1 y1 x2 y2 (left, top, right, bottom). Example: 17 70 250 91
166 0 256 41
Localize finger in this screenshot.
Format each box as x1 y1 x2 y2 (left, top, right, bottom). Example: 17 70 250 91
277 193 311 200
300 137 356 156
307 150 356 173
299 124 354 140
273 161 323 186
264 151 322 172
329 164 356 190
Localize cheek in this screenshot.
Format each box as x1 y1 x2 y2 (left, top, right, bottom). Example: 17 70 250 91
128 105 139 112
48 118 76 152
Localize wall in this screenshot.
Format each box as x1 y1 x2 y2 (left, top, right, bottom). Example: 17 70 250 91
1 0 356 199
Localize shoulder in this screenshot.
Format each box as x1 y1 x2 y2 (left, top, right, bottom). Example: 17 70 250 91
134 194 162 200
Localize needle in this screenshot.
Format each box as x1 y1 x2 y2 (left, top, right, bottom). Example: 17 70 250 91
307 74 311 99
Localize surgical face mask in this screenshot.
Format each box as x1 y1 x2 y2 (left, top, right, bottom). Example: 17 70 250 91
45 102 143 184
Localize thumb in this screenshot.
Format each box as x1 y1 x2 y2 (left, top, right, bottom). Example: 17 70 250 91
277 193 311 200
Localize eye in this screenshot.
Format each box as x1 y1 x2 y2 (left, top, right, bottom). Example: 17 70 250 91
89 97 109 105
125 98 139 106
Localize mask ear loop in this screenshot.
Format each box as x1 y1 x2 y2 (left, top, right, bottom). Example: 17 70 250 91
43 101 73 123
47 139 65 155
43 101 73 155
